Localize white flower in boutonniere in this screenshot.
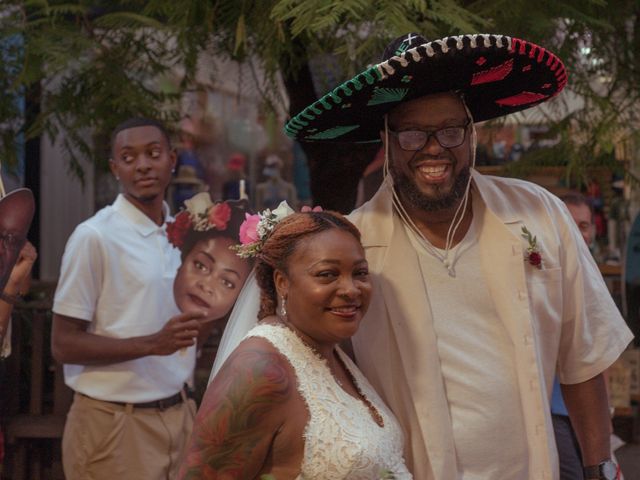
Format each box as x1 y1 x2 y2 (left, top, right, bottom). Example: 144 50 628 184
521 226 542 269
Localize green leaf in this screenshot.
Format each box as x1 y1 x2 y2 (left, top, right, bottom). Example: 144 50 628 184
94 12 167 30
234 13 246 55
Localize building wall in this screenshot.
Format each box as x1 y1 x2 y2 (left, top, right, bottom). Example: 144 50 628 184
39 133 95 281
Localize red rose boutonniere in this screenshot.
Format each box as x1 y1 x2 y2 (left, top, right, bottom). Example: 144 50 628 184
521 226 542 269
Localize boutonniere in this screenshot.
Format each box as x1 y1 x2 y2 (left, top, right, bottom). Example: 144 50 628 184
521 226 542 269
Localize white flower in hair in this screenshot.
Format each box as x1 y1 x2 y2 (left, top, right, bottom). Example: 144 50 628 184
182 192 223 231
184 192 213 217
271 201 295 221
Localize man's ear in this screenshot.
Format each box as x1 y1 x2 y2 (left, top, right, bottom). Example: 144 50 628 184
169 148 177 171
379 128 391 157
273 269 289 299
109 158 119 179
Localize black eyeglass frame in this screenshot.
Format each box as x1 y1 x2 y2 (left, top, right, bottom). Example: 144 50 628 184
388 119 472 151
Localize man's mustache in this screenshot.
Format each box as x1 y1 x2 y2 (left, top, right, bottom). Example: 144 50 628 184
409 152 456 167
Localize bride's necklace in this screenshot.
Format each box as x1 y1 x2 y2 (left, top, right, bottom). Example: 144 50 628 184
277 315 385 427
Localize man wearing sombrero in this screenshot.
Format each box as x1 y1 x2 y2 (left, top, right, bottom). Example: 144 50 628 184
285 33 633 480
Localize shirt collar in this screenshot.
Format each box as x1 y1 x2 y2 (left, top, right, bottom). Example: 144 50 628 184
113 194 171 237
470 170 520 223
355 169 520 248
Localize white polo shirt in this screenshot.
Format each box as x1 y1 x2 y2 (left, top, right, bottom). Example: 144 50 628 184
53 194 195 403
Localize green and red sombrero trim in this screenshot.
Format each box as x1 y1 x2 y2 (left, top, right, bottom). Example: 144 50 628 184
285 33 568 143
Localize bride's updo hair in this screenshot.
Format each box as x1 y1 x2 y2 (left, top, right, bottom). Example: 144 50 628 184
254 211 361 320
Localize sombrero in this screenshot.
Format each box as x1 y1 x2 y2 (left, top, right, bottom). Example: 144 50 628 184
285 33 567 143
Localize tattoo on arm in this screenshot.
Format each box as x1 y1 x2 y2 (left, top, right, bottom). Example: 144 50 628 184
179 346 292 479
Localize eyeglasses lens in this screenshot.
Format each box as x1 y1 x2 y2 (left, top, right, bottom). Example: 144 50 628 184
397 126 466 150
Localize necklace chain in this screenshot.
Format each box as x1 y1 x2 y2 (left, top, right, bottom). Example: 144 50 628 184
382 104 477 277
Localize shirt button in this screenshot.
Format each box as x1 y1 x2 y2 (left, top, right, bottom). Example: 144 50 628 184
518 290 527 300
512 244 521 256
523 334 532 345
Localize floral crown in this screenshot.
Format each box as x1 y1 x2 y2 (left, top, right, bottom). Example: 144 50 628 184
233 202 323 258
167 192 232 248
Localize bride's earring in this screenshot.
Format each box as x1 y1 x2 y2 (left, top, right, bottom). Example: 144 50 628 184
279 296 287 318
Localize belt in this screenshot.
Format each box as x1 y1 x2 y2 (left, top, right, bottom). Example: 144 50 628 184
82 385 193 411
116 390 185 410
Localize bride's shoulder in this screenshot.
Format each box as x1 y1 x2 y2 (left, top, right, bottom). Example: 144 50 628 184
203 335 297 418
220 334 292 381
192 332 302 477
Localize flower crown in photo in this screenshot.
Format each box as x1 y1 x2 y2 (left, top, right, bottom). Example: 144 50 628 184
167 192 231 248
233 202 323 258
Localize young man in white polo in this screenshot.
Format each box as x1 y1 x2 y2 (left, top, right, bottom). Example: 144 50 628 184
52 117 204 480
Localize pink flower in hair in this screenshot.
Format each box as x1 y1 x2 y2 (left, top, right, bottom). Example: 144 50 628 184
301 205 323 212
232 201 296 258
239 213 261 245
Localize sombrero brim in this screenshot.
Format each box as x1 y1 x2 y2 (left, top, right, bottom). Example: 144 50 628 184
285 34 567 143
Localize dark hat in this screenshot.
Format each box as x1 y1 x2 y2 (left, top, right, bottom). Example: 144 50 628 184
173 165 205 186
285 33 567 143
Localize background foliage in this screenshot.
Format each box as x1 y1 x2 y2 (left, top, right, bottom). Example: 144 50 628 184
0 0 638 210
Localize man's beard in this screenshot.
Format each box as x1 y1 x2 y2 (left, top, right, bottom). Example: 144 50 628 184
391 161 471 212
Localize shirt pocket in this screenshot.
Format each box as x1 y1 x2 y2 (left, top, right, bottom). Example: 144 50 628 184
526 266 563 336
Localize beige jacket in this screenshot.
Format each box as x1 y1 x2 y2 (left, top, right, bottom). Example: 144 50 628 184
349 170 633 480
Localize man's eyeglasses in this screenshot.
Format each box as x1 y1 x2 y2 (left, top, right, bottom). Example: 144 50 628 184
388 119 471 151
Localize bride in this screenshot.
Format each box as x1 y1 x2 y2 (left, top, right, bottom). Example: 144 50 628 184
178 208 411 479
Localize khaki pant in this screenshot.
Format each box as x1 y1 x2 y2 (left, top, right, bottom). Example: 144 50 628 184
62 393 196 480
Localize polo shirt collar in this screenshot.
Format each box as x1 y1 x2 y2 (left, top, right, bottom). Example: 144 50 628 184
113 194 170 237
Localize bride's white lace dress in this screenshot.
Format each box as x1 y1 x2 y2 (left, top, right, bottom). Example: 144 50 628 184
245 324 412 480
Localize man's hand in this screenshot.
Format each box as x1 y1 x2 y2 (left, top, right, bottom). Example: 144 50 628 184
1 242 37 347
148 311 205 356
52 310 206 365
6 241 37 294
